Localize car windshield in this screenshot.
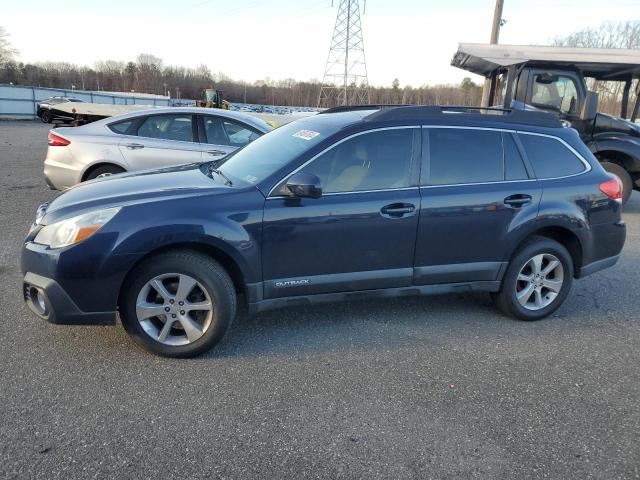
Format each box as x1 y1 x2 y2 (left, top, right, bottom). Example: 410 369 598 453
217 119 334 185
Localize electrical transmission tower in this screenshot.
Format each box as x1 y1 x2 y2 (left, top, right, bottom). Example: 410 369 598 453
317 0 370 108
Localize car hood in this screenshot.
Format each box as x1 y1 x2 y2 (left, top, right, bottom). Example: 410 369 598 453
595 113 640 138
41 163 234 224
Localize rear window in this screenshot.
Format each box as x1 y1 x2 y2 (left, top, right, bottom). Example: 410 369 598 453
519 134 585 179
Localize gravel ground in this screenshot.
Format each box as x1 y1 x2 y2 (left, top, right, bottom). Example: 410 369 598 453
1 120 639 479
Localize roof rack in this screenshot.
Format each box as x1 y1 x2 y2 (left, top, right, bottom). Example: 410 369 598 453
319 104 562 128
318 104 397 114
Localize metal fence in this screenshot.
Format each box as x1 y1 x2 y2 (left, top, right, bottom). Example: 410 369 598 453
0 84 171 119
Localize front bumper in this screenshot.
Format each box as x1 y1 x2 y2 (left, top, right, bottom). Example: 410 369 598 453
23 272 116 325
21 235 140 325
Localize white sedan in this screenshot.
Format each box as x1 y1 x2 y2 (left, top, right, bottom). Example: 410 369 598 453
43 107 273 190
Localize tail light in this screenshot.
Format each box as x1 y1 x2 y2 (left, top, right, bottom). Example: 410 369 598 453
48 132 70 147
599 177 622 201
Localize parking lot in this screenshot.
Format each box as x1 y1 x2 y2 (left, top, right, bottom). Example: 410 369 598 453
1 119 639 479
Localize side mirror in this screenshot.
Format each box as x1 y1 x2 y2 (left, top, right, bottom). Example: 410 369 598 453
535 73 559 84
581 90 598 120
285 172 322 198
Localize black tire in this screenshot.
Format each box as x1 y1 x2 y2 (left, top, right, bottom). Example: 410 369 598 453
492 236 574 321
84 164 125 181
601 161 632 205
120 250 236 358
40 110 51 123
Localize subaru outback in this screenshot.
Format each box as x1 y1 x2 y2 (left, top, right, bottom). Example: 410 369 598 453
22 106 626 357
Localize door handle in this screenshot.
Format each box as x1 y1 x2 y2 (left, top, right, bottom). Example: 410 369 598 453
125 143 144 150
205 150 226 156
504 194 532 208
380 203 416 218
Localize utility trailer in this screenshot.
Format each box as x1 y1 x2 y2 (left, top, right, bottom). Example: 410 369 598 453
452 43 640 203
49 102 160 126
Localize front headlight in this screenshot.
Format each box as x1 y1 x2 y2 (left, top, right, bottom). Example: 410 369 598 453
34 207 121 248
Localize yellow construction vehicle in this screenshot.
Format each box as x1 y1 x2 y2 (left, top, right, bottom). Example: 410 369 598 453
196 89 230 109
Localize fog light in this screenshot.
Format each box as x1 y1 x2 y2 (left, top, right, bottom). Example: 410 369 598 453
25 285 48 317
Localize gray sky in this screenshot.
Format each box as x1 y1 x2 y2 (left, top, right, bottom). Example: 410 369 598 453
3 0 638 86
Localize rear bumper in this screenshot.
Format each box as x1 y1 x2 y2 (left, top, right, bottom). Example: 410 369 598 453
577 254 620 278
577 219 626 278
43 159 81 190
23 272 116 325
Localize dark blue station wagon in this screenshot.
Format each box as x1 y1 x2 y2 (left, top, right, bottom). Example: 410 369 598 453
22 106 626 357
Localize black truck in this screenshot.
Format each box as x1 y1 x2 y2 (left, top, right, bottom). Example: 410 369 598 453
452 43 640 204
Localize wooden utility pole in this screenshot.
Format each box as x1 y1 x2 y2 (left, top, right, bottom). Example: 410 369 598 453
480 0 504 107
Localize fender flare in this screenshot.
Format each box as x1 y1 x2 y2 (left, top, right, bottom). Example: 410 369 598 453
590 138 640 173
502 217 588 276
81 160 128 181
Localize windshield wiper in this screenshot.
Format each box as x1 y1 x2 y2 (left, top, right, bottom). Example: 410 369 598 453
209 165 233 186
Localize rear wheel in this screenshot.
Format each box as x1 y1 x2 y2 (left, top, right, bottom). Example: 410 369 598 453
492 236 573 321
120 250 236 357
601 161 632 205
84 164 125 181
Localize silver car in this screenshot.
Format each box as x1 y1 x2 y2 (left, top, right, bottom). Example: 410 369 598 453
43 107 273 190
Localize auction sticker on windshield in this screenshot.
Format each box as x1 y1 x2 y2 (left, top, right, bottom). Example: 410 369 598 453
292 130 320 140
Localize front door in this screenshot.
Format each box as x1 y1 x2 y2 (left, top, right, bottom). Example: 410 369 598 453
262 127 422 299
414 127 542 285
118 113 202 170
198 114 262 162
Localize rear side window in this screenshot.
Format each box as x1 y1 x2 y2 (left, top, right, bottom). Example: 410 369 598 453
136 114 193 142
108 120 134 134
504 133 529 181
519 134 585 179
425 128 502 185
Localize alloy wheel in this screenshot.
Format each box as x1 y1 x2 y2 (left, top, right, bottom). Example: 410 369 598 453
135 273 214 346
515 253 564 311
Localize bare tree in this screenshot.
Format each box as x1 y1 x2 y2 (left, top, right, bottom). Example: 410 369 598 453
0 26 18 65
553 21 640 115
0 49 484 107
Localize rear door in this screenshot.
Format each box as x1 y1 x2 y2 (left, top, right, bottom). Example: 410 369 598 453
198 114 263 162
118 113 202 170
414 126 541 285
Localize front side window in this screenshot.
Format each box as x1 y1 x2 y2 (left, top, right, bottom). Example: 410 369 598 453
531 74 579 115
298 128 415 193
203 116 260 146
425 128 503 185
136 114 193 142
519 133 586 179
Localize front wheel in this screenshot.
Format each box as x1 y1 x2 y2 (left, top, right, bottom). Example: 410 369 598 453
601 161 632 205
120 250 236 357
40 110 51 123
492 236 573 321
